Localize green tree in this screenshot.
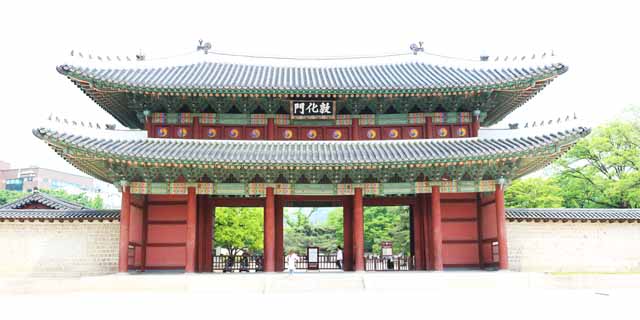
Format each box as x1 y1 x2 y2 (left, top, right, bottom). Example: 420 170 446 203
214 207 263 256
505 178 563 208
284 208 338 254
364 206 409 255
554 121 640 208
0 190 27 206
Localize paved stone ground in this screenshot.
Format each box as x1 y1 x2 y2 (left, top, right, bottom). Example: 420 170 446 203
1 272 639 320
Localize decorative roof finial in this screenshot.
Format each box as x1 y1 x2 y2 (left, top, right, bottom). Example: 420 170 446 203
409 42 424 55
197 39 212 54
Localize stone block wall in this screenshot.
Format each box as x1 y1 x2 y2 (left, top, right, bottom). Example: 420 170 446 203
0 221 119 276
507 221 640 272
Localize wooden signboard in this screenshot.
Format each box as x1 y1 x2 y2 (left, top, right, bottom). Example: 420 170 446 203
290 101 336 120
307 246 319 270
381 241 393 257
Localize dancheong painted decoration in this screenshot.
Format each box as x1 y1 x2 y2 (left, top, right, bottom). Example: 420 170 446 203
38 56 588 274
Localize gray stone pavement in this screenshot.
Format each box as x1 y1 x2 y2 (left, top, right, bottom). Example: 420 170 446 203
1 272 639 320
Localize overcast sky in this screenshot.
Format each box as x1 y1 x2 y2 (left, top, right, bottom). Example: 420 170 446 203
1 0 638 177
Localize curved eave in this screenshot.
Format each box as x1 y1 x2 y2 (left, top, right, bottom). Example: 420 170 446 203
33 127 589 184
56 62 568 129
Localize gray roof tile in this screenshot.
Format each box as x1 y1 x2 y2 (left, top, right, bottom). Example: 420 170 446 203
0 209 120 221
57 62 567 92
506 208 640 221
0 192 85 210
33 127 589 166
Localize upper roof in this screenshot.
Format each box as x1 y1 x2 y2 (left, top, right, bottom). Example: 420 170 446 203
57 61 567 128
0 191 85 210
0 209 120 221
33 126 589 183
506 208 640 222
58 62 566 93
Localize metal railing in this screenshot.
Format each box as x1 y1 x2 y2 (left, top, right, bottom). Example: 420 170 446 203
365 256 414 271
213 255 415 272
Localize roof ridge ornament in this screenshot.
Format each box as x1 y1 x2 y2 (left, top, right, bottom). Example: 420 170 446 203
409 42 424 55
197 39 212 54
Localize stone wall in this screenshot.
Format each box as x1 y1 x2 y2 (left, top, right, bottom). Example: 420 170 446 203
0 221 119 276
507 221 640 272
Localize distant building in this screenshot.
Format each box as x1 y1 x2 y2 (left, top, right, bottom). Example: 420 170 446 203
0 163 94 193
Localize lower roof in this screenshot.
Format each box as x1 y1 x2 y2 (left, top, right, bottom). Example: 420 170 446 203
0 209 120 221
33 127 589 185
506 208 640 222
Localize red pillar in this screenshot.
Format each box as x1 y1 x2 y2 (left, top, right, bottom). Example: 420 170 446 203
421 193 430 269
264 187 276 272
275 196 284 271
343 196 353 271
267 118 275 140
204 199 214 272
431 186 443 271
185 187 197 272
193 116 201 139
495 183 509 270
425 116 433 139
352 118 360 140
411 199 424 270
118 186 131 273
353 188 365 271
141 195 148 272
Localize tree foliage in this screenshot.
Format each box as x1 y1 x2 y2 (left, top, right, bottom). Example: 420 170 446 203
505 178 563 208
284 208 338 254
283 206 410 256
214 207 263 256
554 121 640 208
0 190 28 206
506 119 640 209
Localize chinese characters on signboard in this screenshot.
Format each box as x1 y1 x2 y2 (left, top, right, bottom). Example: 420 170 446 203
290 100 335 119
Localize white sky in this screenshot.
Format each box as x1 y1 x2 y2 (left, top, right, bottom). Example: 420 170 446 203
1 0 638 177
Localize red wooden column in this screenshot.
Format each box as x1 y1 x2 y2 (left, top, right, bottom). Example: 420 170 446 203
141 195 148 272
352 118 360 140
342 196 353 271
431 186 443 271
353 188 365 271
495 183 509 270
185 187 197 272
193 116 201 139
267 118 275 140
264 187 276 272
411 198 424 270
204 198 215 272
118 186 131 273
425 116 433 139
275 196 284 271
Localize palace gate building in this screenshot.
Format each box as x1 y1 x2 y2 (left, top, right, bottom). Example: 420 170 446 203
34 59 589 272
